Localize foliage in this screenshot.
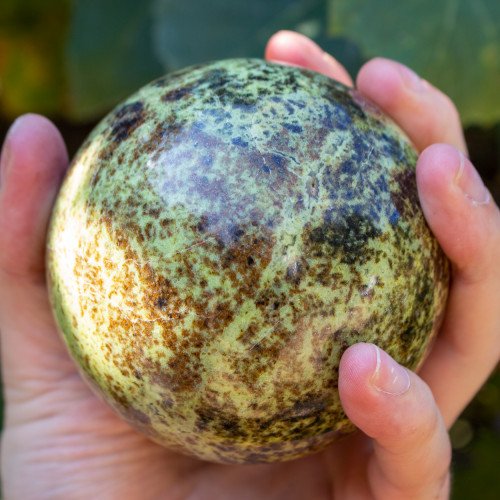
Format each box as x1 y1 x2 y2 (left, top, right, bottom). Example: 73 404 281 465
450 370 500 500
0 0 70 117
153 0 326 68
66 0 163 120
1 0 497 126
329 0 500 126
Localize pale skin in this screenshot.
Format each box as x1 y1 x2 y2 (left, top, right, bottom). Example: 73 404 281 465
0 31 499 499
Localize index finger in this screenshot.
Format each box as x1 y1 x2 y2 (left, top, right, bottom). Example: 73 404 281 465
356 58 467 154
265 30 354 87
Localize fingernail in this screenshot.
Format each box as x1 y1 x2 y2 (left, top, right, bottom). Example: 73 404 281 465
396 62 427 92
370 345 411 395
0 139 12 187
454 150 490 206
0 117 24 186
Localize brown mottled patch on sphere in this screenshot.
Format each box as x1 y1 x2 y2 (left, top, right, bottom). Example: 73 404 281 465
391 168 421 220
47 58 449 464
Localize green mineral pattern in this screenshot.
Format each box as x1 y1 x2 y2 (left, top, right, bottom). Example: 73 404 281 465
47 59 449 464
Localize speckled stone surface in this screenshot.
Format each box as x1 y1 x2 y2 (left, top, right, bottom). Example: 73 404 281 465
47 58 449 464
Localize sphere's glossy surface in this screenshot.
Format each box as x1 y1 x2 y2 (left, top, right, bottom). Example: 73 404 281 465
47 59 448 464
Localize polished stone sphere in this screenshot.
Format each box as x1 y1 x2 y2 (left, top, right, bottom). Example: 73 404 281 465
47 59 448 464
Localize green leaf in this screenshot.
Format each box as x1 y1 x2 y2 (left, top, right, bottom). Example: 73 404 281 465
451 428 500 499
313 35 366 80
66 0 163 121
0 0 70 119
329 0 500 126
152 0 327 68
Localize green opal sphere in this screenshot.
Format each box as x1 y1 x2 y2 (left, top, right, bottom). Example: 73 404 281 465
47 59 449 464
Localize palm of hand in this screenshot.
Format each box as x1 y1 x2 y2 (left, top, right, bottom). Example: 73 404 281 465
8 345 363 499
2 287 361 498
1 31 499 500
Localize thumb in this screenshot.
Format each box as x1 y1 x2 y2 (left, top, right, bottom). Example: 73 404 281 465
339 343 451 499
0 114 75 412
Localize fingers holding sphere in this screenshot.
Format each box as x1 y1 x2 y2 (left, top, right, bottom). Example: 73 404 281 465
339 343 451 499
0 114 68 285
265 30 353 87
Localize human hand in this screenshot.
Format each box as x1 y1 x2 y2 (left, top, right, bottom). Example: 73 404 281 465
265 30 500 497
1 30 499 499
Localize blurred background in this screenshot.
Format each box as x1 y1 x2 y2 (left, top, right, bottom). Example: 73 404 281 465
1 1 499 498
